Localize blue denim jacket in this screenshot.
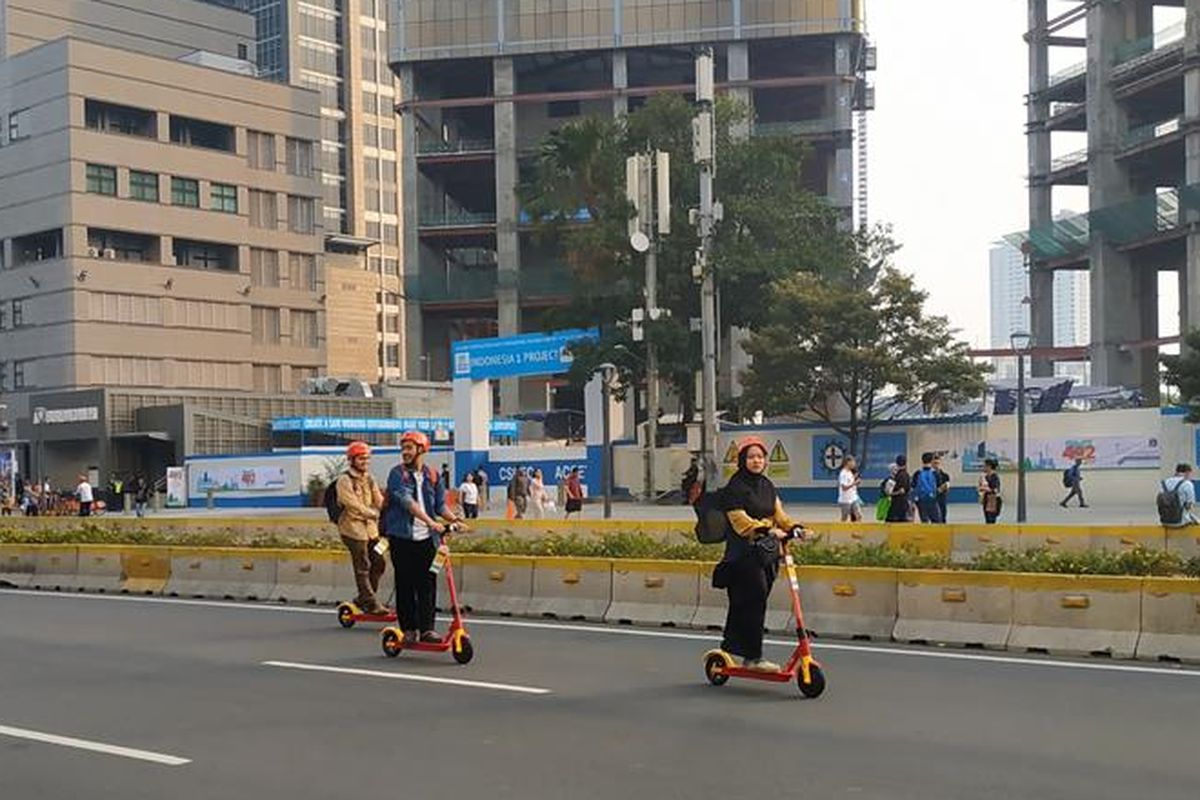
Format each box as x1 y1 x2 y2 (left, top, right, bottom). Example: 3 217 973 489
382 464 447 540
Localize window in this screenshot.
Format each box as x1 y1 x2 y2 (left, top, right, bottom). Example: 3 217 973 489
288 253 318 290
365 191 380 212
84 100 155 138
384 257 400 276
548 98 581 119
249 190 278 229
87 229 157 262
384 314 400 333
363 156 379 180
380 127 396 151
211 183 238 213
362 91 378 115
288 196 316 234
8 109 31 141
386 344 400 366
381 191 397 214
253 364 282 393
365 221 381 240
169 116 235 151
173 239 237 271
0 363 6 391
285 138 314 177
12 229 63 265
291 366 318 391
251 307 280 344
86 164 117 196
363 125 378 148
360 26 377 52
380 158 396 185
250 249 280 287
12 300 25 328
0 305 6 329
248 130 276 170
13 360 27 390
368 256 381 273
382 224 398 245
290 310 318 348
171 177 200 207
238 43 249 61
129 171 159 202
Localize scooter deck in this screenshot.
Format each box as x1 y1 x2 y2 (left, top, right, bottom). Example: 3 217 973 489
715 667 795 683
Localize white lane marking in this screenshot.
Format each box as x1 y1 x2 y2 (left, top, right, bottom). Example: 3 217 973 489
262 660 551 695
7 589 1200 680
0 724 190 766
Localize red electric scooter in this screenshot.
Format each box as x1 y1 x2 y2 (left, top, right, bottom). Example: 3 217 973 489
703 529 826 697
380 525 474 664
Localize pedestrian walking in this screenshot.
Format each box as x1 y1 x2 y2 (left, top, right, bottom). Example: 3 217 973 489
1060 458 1087 508
76 474 94 517
529 468 547 518
458 473 479 519
913 453 942 524
440 463 451 491
837 455 862 522
564 467 584 519
507 468 530 519
130 473 150 518
978 458 1002 524
475 468 489 512
1156 462 1199 527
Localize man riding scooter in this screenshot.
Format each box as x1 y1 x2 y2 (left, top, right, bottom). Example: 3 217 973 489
336 441 390 616
383 431 465 644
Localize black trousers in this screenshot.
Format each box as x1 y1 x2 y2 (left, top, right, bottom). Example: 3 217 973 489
389 538 437 632
721 553 776 661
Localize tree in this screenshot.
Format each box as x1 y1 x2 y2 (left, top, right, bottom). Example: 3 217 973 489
1161 329 1200 421
739 231 989 467
520 94 851 409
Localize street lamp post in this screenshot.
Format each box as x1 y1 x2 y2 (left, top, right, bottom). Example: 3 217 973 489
595 363 617 520
1010 330 1033 523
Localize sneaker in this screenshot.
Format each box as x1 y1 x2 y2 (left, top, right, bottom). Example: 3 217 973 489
743 658 782 672
365 604 391 616
420 630 442 644
402 629 418 644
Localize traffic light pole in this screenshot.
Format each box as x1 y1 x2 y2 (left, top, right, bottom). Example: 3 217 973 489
695 48 719 481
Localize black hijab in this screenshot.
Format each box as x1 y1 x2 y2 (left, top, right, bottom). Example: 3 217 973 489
722 445 777 519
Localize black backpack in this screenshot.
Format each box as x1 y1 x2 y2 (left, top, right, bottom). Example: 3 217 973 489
1157 480 1184 525
324 475 345 523
1061 468 1073 488
692 483 729 544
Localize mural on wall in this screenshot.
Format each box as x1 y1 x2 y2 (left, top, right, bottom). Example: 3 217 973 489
963 435 1161 472
166 467 186 508
810 431 908 482
195 465 288 492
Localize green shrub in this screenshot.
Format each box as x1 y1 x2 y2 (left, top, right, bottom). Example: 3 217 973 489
968 546 1185 576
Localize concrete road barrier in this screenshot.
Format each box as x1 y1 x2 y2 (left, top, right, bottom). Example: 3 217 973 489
30 546 80 591
789 566 898 639
692 562 728 630
118 547 171 594
211 550 278 600
1136 577 1200 663
807 522 888 549
74 546 125 593
606 559 699 627
1165 528 1200 560
0 544 36 587
894 569 1013 648
164 549 226 598
885 525 953 557
1008 573 1142 658
950 525 1020 565
272 551 340 604
528 557 613 621
457 554 534 616
1088 526 1165 554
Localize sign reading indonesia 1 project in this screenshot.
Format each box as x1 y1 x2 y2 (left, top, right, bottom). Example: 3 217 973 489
452 329 599 381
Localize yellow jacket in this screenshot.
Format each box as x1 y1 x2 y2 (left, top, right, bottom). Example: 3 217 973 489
335 469 383 541
726 499 797 540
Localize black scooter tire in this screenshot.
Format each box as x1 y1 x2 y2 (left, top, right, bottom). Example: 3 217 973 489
798 664 826 698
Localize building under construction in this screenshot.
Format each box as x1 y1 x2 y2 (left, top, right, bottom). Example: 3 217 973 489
1019 0 1200 401
389 0 874 413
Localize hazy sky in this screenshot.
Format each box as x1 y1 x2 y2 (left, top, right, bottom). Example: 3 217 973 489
868 1 1030 348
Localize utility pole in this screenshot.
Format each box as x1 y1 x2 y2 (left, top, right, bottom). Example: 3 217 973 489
627 151 670 502
693 48 721 481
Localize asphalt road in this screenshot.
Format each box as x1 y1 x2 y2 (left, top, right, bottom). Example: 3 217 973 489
2 589 1198 800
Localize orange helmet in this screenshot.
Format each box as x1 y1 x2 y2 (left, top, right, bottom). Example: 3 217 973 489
737 435 768 460
345 441 371 459
400 430 430 453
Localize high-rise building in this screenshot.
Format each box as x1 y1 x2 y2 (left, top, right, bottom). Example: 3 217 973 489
989 240 1090 382
0 1 395 482
389 1 874 413
201 0 406 382
1020 1 1200 400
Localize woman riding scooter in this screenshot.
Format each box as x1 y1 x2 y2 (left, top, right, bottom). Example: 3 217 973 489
713 436 803 672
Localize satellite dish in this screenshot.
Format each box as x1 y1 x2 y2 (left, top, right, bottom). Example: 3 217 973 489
630 231 650 253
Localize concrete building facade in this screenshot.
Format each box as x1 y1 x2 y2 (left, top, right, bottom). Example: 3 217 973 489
1022 0 1200 400
203 0 407 382
389 0 872 414
0 1 336 481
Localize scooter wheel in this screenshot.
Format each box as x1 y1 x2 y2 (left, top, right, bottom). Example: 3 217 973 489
704 653 729 686
452 636 474 665
337 604 356 629
381 628 403 658
798 664 826 698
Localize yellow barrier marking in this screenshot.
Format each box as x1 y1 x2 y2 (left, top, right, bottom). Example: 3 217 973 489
1061 595 1090 609
942 588 967 603
299 565 312 574
189 562 201 570
851 532 864 540
242 562 255 571
562 573 580 585
644 577 665 589
1045 537 1061 545
1119 537 1136 546
833 583 857 597
139 559 151 568
488 571 506 582
979 536 992 543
